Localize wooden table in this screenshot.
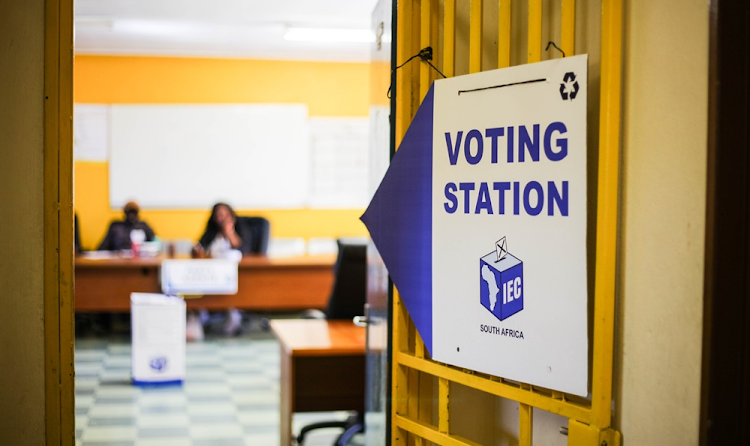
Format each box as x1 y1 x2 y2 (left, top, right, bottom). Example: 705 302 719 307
270 319 366 446
74 254 335 312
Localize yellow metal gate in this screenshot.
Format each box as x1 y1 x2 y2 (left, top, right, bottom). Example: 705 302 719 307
390 1 622 444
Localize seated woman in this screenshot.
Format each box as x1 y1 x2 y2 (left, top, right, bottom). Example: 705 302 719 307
193 202 252 258
191 203 251 337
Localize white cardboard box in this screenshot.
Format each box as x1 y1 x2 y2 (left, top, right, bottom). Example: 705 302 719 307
131 293 186 385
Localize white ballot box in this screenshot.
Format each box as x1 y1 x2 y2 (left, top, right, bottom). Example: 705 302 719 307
131 293 186 386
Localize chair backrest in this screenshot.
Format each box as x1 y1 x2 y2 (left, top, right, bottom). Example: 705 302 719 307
239 216 270 255
74 213 82 253
325 239 367 320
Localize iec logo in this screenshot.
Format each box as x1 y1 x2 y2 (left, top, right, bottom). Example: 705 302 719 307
149 356 168 373
559 72 579 100
480 237 524 321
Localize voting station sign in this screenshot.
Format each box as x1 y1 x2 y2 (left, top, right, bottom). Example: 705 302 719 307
362 55 589 396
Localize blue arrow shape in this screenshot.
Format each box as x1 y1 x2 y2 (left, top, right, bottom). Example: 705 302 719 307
361 85 434 354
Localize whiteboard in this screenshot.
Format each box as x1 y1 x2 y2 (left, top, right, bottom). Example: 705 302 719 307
367 105 391 198
308 117 370 208
110 104 310 209
74 104 109 161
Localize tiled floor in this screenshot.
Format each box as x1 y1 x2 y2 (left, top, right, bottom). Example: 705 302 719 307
75 323 364 446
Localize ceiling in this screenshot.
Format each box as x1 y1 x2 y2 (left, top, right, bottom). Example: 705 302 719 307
75 0 381 62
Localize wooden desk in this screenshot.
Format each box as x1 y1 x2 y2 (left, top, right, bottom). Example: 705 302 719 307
75 255 335 312
270 319 366 446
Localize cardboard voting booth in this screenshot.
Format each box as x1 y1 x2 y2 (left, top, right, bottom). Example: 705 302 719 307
131 293 186 385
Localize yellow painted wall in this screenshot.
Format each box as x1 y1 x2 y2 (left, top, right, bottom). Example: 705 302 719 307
0 0 47 443
74 55 371 250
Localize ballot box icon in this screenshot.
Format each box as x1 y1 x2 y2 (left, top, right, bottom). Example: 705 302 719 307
480 243 524 321
496 237 508 261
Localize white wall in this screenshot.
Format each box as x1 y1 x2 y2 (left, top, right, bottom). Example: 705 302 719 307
0 0 48 443
616 0 708 444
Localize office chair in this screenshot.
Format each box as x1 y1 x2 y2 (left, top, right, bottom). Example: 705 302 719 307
74 213 82 254
239 216 270 255
296 239 368 446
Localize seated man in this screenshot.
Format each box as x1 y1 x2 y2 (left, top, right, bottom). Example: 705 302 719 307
97 201 156 251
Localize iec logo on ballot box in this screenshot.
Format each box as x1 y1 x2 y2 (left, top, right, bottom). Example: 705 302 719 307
480 238 523 322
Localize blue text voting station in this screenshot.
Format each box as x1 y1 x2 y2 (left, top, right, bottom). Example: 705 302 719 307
442 121 571 217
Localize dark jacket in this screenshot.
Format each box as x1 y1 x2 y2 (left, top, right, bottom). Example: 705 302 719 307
98 220 156 251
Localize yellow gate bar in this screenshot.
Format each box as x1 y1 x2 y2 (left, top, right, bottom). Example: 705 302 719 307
397 351 592 422
569 420 622 446
469 0 483 73
395 0 412 143
443 0 456 77
438 377 450 434
420 0 432 100
519 403 533 446
498 0 512 68
590 0 623 429
393 368 409 446
418 371 432 443
395 414 484 446
415 332 425 359
561 0 576 56
527 0 542 62
393 293 410 446
394 426 407 446
408 0 423 117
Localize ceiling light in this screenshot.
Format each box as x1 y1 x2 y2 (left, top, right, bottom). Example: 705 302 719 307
112 20 209 37
75 17 115 31
284 27 374 43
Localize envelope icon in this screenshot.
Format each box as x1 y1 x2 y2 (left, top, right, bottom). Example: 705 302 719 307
496 237 508 261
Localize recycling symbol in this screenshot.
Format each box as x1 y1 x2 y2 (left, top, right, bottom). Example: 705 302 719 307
559 72 579 100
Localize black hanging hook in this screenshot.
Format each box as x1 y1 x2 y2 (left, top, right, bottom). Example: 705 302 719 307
545 41 566 58
418 46 433 62
388 46 447 99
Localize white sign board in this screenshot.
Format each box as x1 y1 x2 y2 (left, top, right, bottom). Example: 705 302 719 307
161 259 239 295
431 55 589 396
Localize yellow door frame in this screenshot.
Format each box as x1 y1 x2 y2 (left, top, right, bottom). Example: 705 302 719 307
44 0 75 443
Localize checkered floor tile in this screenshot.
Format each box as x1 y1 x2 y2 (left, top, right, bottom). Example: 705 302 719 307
75 327 365 446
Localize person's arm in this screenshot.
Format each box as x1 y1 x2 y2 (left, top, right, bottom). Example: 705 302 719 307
221 219 243 251
140 222 156 241
193 226 215 257
191 243 206 258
